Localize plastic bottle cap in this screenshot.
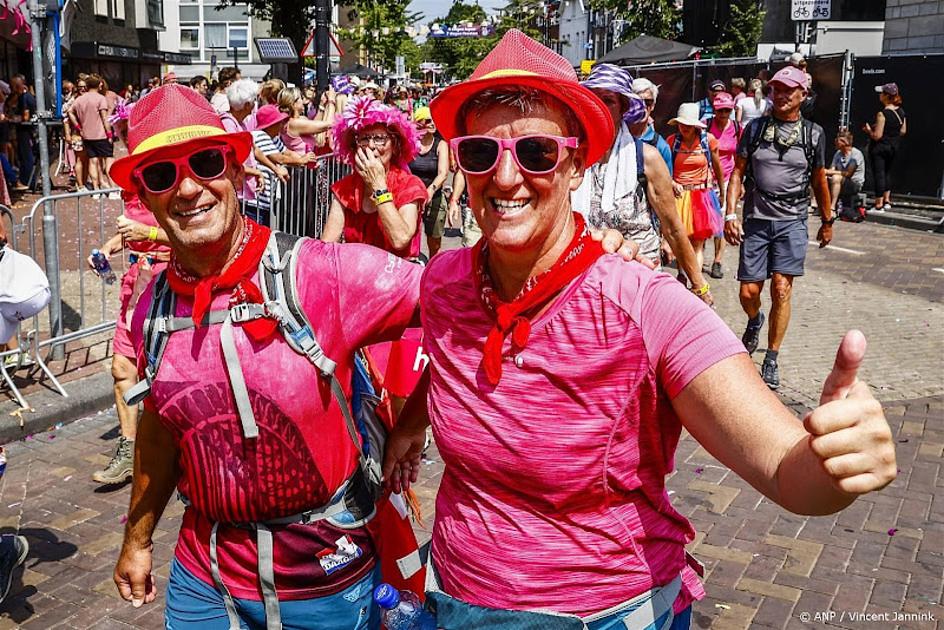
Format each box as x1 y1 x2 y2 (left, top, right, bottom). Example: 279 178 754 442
373 583 400 609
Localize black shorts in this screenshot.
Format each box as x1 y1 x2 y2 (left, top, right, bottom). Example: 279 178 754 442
84 138 114 158
737 217 808 282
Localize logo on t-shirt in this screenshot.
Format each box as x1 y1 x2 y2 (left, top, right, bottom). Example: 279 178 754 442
317 534 363 575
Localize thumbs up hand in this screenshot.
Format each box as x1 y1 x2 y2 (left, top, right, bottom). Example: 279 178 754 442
803 330 897 496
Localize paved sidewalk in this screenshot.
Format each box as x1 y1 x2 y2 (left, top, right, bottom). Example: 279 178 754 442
0 221 940 629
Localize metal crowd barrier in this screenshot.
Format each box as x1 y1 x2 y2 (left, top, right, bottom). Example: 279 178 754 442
1 189 125 409
244 154 351 238
0 204 33 408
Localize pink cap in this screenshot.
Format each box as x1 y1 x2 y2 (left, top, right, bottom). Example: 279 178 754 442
712 91 735 110
256 104 289 129
769 66 808 91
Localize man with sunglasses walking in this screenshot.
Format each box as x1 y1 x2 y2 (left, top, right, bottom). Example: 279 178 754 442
107 84 425 629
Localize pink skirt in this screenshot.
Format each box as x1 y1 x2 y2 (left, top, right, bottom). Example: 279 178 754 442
675 188 723 241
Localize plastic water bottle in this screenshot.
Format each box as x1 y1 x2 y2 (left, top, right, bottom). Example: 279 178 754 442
373 584 436 630
90 249 117 284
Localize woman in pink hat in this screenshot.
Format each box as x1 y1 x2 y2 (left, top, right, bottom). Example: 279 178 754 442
383 29 896 630
703 92 743 280
666 102 726 288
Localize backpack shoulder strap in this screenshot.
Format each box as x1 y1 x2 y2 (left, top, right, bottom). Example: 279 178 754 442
258 232 369 466
123 271 175 406
634 137 646 180
802 118 816 169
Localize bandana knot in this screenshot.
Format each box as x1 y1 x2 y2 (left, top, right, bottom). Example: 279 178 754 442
474 213 603 385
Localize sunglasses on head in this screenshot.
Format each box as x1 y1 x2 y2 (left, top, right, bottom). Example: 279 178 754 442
134 145 231 194
450 135 579 176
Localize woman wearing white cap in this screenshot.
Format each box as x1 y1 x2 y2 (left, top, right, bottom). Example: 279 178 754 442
666 103 726 294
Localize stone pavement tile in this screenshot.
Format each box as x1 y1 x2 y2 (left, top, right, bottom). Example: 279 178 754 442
692 596 758 630
750 594 799 628
763 534 824 577
736 577 802 604
869 578 909 610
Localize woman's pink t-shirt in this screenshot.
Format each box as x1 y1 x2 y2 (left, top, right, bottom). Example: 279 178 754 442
421 251 745 617
708 119 742 184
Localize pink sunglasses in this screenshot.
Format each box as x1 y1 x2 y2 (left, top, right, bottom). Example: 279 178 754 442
450 134 579 176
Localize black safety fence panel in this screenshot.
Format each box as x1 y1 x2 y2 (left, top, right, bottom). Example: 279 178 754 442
623 56 844 144
851 54 944 200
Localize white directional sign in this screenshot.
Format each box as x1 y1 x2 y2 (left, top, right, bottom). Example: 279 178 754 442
792 0 831 21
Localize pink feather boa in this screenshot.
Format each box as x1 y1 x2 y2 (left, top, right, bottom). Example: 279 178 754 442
332 95 421 168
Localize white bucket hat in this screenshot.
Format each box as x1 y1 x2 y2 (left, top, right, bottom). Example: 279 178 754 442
668 102 706 129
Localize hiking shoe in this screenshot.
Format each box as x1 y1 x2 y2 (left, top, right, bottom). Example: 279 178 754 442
761 358 780 390
92 436 134 484
741 311 765 355
0 535 28 606
709 262 724 279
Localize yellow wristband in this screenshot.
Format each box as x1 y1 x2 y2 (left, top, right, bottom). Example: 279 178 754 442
373 192 394 205
148 226 159 241
692 283 711 296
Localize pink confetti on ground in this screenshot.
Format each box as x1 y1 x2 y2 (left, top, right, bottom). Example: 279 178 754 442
887 528 898 536
694 467 704 475
120 515 128 524
24 435 33 441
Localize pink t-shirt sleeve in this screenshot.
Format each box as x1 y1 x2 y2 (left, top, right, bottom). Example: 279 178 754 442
640 273 745 398
295 240 421 357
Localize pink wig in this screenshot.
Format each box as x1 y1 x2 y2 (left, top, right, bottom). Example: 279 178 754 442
332 96 421 168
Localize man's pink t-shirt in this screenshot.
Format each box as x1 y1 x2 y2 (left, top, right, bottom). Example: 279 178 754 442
71 92 109 140
131 240 421 600
421 251 745 617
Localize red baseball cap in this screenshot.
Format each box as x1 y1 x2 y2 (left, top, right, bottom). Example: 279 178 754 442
769 66 808 91
109 84 252 192
430 29 614 167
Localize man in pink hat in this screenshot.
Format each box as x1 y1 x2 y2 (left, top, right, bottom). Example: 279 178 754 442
108 83 426 630
384 29 895 629
724 64 832 390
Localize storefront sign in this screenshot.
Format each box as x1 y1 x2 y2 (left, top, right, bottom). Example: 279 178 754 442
96 44 139 60
163 51 192 65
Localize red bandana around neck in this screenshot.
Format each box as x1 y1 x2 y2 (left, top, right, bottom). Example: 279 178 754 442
166 218 277 341
472 212 604 385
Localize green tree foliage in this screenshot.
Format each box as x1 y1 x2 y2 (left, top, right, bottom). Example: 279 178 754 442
713 0 766 57
422 0 544 80
336 0 421 72
591 0 681 41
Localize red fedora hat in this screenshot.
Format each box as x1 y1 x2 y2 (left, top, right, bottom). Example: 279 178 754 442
430 29 614 167
109 84 252 192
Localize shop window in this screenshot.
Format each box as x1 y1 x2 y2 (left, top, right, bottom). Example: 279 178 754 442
181 26 200 50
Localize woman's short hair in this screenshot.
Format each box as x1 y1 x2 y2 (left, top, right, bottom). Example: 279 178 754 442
277 87 303 115
731 77 746 90
631 77 659 102
457 87 582 141
226 79 259 110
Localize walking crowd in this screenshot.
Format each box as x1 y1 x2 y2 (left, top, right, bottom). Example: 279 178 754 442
0 30 905 629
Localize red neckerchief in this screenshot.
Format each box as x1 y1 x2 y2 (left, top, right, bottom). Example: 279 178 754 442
472 212 603 385
166 218 278 341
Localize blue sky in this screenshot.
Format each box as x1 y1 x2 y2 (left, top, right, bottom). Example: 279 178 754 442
408 0 506 23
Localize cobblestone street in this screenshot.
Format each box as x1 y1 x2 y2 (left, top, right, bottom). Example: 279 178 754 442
0 221 941 629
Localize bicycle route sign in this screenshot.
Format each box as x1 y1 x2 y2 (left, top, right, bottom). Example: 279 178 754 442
791 0 830 20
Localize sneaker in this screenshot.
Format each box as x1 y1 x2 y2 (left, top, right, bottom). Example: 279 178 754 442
92 436 134 485
741 311 766 355
11 183 28 192
709 262 724 279
0 535 29 606
761 358 780 390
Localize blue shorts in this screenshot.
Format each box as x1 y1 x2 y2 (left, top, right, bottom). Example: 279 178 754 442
737 217 808 282
164 558 380 630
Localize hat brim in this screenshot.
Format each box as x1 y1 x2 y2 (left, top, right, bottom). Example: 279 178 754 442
669 117 707 129
430 74 615 167
109 130 253 193
770 78 807 91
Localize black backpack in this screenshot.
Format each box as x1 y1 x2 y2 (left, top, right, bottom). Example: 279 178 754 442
744 115 817 205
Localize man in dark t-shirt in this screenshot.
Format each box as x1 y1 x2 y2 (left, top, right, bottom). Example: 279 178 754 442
10 76 36 190
723 66 833 391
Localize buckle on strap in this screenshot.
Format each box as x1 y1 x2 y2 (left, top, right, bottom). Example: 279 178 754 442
229 302 268 323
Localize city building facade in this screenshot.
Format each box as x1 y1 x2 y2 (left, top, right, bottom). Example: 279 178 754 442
882 0 944 54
